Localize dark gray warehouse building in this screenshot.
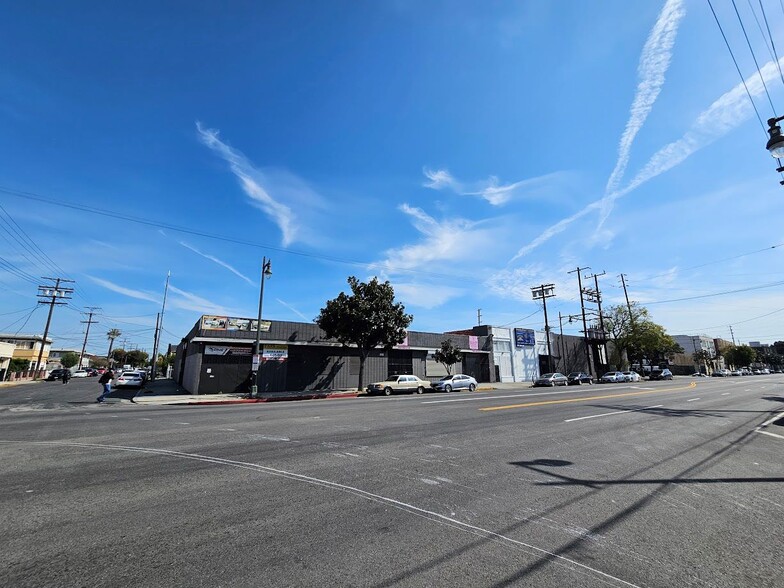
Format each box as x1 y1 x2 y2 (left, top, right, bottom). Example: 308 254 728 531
173 315 494 394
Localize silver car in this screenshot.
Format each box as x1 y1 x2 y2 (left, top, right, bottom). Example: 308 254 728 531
431 374 478 393
533 373 568 387
600 371 624 383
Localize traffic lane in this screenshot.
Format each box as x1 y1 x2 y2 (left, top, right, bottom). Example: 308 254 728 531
1 386 782 586
3 394 781 587
1 439 645 588
0 377 134 408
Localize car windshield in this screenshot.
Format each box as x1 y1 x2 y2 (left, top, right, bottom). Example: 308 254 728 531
567 373 581 377
540 373 554 378
439 376 454 381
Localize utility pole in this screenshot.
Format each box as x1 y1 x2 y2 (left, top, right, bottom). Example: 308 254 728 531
78 307 100 369
588 271 607 370
118 337 130 367
33 277 74 378
151 271 171 381
568 266 592 376
729 325 736 346
477 309 482 326
619 274 634 324
531 284 556 373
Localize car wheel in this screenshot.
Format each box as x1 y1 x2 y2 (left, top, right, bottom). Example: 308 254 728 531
416 386 425 394
445 384 453 393
384 387 393 396
468 383 476 392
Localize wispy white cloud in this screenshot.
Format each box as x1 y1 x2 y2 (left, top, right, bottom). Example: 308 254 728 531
423 168 461 191
168 284 236 316
370 204 489 274
179 241 255 286
196 122 297 246
423 167 568 206
275 298 311 321
510 55 784 262
391 281 465 309
88 276 160 304
604 0 685 197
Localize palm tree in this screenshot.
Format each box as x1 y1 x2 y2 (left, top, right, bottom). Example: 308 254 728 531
107 329 121 367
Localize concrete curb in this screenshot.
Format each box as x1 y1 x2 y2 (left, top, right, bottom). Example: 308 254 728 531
131 391 361 406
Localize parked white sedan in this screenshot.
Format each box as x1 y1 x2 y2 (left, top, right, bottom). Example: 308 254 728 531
71 370 89 378
620 371 641 382
116 371 144 388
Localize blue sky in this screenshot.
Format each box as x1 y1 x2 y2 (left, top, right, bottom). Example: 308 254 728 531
3 0 784 357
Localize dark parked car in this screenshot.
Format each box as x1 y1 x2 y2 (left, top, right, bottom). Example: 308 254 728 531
567 372 592 385
649 368 673 380
533 373 568 387
46 368 68 381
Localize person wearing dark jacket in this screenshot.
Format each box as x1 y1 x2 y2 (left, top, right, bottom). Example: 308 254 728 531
96 369 114 403
61 369 71 384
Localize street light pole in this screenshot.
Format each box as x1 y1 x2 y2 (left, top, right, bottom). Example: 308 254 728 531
251 257 272 398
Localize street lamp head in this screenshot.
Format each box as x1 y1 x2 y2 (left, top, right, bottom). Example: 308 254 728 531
263 261 272 278
766 118 784 158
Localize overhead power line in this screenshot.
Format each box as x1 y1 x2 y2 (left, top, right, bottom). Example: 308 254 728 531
0 185 477 282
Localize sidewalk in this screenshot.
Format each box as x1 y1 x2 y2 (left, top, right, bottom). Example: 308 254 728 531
128 379 510 406
130 378 362 406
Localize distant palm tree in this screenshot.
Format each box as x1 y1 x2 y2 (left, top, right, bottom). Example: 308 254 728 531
107 329 121 366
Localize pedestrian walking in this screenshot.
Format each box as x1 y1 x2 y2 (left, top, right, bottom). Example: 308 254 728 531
97 369 114 403
62 369 71 384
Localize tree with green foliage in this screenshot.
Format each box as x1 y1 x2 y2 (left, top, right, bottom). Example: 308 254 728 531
126 349 149 368
316 276 413 391
111 348 126 365
604 303 682 370
91 357 108 369
106 329 121 363
692 349 712 373
434 339 462 375
724 345 756 368
8 358 28 374
60 351 79 369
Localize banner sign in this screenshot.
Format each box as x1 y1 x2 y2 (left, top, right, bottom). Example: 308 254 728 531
250 319 271 332
205 345 252 356
514 328 535 347
227 317 251 331
202 315 271 332
202 315 228 330
262 344 288 361
469 335 479 351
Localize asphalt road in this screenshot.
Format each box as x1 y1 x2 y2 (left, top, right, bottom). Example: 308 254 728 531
1 376 783 587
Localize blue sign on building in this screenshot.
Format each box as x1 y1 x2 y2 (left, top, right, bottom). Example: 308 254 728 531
514 328 535 347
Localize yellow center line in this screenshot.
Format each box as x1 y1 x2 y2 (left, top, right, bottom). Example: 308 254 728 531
479 381 697 412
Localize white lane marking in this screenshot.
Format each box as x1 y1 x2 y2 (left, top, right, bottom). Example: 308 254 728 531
140 418 152 421
344 452 361 457
220 428 236 432
759 411 784 428
564 405 663 423
422 387 626 405
721 393 730 396
757 430 784 440
686 398 700 402
176 422 190 425
0 439 640 588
